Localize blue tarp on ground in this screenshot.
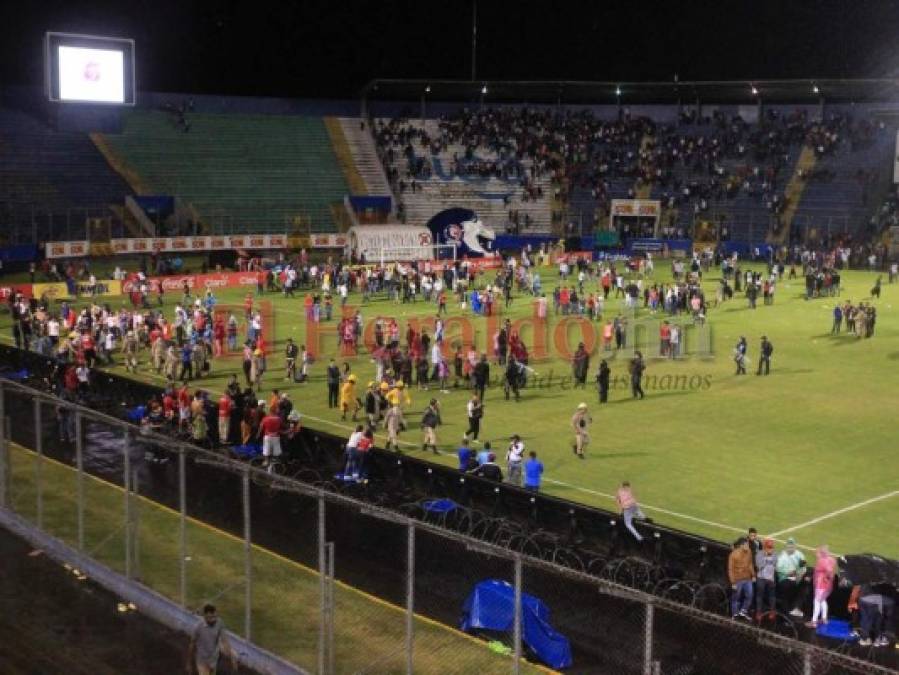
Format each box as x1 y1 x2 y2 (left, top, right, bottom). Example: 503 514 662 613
460 579 573 669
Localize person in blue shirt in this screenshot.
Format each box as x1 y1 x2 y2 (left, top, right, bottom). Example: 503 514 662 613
457 437 474 471
831 305 842 334
523 451 543 492
476 441 492 466
179 343 193 381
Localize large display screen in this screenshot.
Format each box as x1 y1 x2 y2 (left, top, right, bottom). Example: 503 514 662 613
58 46 125 103
46 32 135 105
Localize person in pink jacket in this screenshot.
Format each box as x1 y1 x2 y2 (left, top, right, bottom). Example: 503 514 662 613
807 545 837 627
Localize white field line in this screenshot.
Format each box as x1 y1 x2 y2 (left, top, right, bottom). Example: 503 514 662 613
769 490 899 537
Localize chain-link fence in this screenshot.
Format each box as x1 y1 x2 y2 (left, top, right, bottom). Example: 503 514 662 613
0 379 894 675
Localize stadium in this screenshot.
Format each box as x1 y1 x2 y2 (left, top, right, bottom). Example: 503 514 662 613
0 2 897 674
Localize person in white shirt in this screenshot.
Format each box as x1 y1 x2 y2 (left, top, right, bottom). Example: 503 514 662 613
47 318 60 345
506 435 525 486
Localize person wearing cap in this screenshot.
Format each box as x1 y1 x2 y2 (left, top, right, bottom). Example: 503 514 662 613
257 405 283 471
387 380 412 411
383 401 404 451
506 434 525 486
571 403 592 459
340 374 360 421
755 538 778 623
420 398 441 454
757 336 773 376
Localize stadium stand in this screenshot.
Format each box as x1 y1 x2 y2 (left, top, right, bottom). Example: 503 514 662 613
374 115 557 233
0 107 132 242
97 110 349 234
371 106 895 246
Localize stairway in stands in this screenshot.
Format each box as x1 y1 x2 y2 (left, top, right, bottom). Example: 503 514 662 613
332 118 394 197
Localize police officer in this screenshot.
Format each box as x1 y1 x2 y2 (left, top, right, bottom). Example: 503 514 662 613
285 338 299 381
326 358 340 408
757 336 773 376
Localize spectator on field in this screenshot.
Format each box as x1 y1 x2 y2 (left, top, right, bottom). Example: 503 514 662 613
755 538 778 623
776 537 808 618
523 451 543 492
457 437 474 471
728 538 756 620
616 480 648 542
470 452 502 481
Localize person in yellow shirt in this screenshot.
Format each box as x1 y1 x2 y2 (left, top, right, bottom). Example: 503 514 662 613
386 380 412 410
340 374 360 421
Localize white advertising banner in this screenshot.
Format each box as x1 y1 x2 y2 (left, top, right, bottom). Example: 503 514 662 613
47 234 290 258
347 225 433 261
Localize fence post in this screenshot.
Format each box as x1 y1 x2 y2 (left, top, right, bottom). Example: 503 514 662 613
178 447 187 607
75 412 84 550
405 521 415 675
123 431 132 579
326 541 335 675
643 601 654 675
132 468 141 579
513 554 522 675
318 495 326 675
802 647 812 675
0 382 6 509
34 399 43 528
242 467 252 641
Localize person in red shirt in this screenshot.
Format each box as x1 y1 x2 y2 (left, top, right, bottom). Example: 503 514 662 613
81 332 96 368
660 321 671 357
353 429 374 480
218 392 233 445
257 412 283 468
162 392 176 421
213 318 225 357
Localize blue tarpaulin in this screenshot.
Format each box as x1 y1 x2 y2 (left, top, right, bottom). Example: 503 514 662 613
460 579 573 669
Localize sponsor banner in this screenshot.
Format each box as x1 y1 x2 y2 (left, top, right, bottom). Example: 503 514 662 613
48 234 291 257
0 285 34 300
609 199 661 218
45 241 90 259
123 271 262 294
311 233 349 248
32 280 122 300
430 257 503 272
555 251 594 264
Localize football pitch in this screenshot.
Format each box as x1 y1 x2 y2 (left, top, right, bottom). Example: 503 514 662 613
4 262 898 560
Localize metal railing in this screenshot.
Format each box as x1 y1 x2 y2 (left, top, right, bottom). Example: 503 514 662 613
0 378 892 675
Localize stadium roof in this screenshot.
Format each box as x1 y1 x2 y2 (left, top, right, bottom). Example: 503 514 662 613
362 78 899 105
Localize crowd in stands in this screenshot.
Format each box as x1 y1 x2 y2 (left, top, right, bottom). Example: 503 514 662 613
375 106 889 243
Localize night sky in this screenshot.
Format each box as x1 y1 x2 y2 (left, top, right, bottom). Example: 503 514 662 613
3 0 899 98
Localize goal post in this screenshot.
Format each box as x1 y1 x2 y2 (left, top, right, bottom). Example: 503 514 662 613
375 244 457 266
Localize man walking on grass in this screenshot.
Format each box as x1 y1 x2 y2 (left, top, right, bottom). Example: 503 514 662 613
571 403 592 459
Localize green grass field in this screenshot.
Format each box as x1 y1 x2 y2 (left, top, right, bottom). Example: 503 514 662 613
4 262 898 560
7 443 550 675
